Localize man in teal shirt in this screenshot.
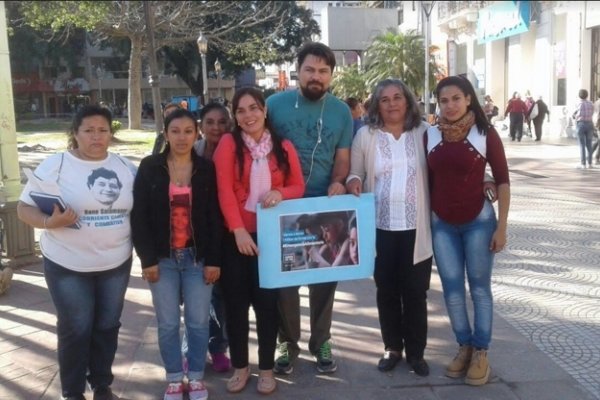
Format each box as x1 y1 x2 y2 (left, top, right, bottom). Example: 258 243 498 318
267 42 352 374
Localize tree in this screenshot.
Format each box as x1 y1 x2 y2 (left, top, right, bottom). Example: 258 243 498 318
16 1 319 129
162 2 319 97
331 64 369 101
364 29 439 98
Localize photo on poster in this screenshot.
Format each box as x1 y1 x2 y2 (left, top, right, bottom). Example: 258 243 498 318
280 210 359 272
257 193 375 289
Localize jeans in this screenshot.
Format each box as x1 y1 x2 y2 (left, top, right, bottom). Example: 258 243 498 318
44 256 132 398
576 121 594 165
431 201 497 350
149 248 212 382
208 282 229 354
181 282 228 357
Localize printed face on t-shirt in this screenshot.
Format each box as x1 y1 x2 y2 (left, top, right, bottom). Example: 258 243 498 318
89 177 121 206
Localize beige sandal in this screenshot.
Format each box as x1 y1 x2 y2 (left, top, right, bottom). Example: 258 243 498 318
257 371 277 395
227 367 250 393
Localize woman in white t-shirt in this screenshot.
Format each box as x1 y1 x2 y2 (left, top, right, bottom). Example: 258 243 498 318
17 105 136 400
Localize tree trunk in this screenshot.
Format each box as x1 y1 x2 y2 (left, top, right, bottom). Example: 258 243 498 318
127 36 143 130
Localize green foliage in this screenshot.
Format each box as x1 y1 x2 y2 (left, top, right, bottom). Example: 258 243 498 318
364 30 439 97
18 1 110 32
332 64 369 101
111 120 122 134
6 3 87 74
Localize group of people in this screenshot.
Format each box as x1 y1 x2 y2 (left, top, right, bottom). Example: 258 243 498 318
17 41 510 400
486 91 550 142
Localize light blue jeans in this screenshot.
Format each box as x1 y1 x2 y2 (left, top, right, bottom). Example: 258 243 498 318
576 121 594 166
149 248 212 382
431 201 497 350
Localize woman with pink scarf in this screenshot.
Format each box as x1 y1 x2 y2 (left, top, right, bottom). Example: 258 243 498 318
214 87 305 395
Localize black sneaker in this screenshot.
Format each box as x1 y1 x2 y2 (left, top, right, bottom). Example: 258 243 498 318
408 358 430 377
377 350 402 372
273 342 294 375
61 396 86 400
315 341 337 373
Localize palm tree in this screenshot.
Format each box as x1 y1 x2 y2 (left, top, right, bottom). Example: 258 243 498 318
332 64 369 101
364 29 438 98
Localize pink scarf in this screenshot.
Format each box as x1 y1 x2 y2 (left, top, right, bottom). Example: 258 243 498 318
242 130 273 212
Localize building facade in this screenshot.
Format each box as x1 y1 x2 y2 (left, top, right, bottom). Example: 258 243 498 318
434 0 600 137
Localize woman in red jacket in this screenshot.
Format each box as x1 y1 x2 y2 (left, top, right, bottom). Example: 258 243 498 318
214 87 305 395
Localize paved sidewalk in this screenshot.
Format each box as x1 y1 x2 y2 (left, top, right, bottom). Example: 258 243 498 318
1 135 598 400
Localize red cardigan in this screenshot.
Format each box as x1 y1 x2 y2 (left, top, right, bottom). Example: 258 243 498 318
214 133 305 233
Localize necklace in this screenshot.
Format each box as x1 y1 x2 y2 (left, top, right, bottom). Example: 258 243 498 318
168 159 192 187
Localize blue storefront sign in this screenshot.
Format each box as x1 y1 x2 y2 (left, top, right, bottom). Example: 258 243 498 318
477 1 530 44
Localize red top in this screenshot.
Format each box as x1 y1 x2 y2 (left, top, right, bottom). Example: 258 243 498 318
427 127 509 224
504 98 528 114
214 133 305 233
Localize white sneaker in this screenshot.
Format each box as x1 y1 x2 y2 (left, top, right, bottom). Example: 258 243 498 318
576 164 585 169
588 164 595 169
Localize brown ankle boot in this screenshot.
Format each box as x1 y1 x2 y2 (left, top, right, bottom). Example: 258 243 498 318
445 345 473 378
465 349 491 386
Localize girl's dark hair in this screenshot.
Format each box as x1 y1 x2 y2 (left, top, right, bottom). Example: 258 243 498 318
231 87 289 179
435 76 492 134
367 79 423 132
162 108 199 154
68 105 112 149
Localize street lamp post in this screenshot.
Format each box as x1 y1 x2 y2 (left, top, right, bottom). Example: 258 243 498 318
214 58 222 100
197 32 208 105
96 65 104 103
421 1 435 121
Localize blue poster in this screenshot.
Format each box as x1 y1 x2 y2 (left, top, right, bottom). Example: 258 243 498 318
257 193 376 288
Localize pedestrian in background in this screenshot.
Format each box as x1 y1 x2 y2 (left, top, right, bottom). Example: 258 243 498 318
345 97 365 137
572 89 595 169
483 95 498 123
132 108 224 400
590 97 600 165
346 79 433 377
266 42 353 376
526 96 550 142
17 105 137 400
524 91 535 136
214 87 305 394
426 76 510 386
504 91 528 142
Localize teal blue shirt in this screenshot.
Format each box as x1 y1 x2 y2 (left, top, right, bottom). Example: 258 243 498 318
267 91 353 197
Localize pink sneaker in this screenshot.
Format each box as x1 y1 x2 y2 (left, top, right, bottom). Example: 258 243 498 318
211 352 231 373
188 379 208 400
164 381 184 400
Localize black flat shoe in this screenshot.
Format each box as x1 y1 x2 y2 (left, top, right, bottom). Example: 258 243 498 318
408 358 430 376
377 351 402 372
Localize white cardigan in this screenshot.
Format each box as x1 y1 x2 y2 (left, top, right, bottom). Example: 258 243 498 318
347 122 433 264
